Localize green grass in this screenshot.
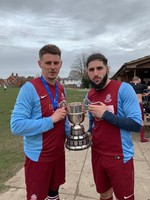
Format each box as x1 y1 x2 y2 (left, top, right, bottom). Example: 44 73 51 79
66 88 88 102
0 87 25 192
0 86 88 193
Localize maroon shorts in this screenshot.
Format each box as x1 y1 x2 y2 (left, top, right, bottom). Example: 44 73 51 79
24 155 65 200
92 151 134 200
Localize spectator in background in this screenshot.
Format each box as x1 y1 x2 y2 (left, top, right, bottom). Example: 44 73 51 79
3 84 7 92
130 76 150 142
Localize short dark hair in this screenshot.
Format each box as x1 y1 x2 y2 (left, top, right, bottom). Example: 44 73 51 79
39 44 61 60
86 53 108 67
132 76 140 81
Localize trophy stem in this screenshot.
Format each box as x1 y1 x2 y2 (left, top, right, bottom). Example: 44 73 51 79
65 132 91 151
66 125 91 151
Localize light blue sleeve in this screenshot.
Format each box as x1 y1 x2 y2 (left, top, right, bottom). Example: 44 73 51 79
65 116 71 137
85 93 94 133
10 82 54 136
118 82 142 125
63 88 71 136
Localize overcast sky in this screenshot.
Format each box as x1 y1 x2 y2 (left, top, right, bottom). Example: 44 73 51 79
1 0 150 79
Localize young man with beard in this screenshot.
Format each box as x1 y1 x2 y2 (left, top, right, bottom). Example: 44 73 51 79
86 53 142 200
11 44 70 200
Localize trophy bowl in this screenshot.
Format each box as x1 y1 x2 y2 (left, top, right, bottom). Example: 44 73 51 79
67 102 85 125
67 112 85 125
66 102 84 113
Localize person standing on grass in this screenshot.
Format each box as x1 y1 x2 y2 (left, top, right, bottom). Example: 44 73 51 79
3 84 7 92
86 53 142 200
10 44 70 200
130 76 150 142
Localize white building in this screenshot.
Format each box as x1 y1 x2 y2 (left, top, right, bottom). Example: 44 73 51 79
60 78 82 88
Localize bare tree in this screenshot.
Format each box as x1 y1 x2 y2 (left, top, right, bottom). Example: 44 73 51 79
69 53 89 88
69 53 87 79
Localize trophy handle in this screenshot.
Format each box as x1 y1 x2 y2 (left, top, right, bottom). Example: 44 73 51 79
59 100 67 108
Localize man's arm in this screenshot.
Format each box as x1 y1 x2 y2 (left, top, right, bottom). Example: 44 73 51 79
102 111 141 132
103 83 142 132
10 82 54 137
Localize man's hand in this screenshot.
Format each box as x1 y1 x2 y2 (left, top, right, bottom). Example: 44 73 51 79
87 132 93 141
88 102 107 119
51 107 67 123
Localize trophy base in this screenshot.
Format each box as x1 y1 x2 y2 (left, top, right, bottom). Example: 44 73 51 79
65 132 91 151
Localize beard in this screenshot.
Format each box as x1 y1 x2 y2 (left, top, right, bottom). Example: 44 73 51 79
89 73 108 90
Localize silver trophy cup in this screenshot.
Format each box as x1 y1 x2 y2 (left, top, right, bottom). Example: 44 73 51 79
65 102 91 151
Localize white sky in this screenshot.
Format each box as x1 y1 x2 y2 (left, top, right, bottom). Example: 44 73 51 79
0 0 150 78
